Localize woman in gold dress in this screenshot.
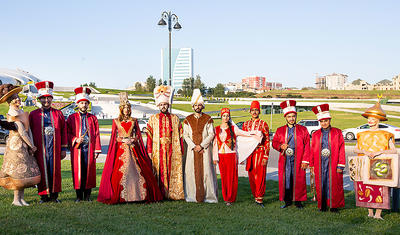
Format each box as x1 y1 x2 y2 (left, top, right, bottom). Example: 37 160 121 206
353 101 397 220
0 84 41 206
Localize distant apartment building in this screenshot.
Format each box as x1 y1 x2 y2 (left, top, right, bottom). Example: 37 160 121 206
224 76 282 93
344 79 372 90
242 76 266 89
161 48 193 90
224 82 243 93
265 82 283 90
393 74 400 90
315 76 326 89
316 73 348 90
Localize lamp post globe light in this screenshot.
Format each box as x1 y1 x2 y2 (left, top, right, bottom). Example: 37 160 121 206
158 11 182 87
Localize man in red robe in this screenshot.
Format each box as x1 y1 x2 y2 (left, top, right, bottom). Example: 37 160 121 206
242 100 270 207
272 100 310 209
67 87 101 202
310 104 345 212
29 81 68 203
146 85 184 200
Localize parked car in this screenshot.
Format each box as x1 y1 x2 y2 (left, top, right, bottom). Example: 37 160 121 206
0 127 9 144
138 119 148 133
342 123 400 140
297 119 321 135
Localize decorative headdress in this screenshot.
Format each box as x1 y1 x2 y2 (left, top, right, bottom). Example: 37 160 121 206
154 85 172 106
35 81 54 99
221 108 230 116
74 87 91 103
312 104 331 121
362 95 387 121
280 100 297 117
119 92 130 107
191 89 204 106
0 84 22 104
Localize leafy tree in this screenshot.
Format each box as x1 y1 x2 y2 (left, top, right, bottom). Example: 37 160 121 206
182 78 191 97
194 75 206 94
81 82 97 88
214 83 225 97
135 82 143 92
146 75 156 92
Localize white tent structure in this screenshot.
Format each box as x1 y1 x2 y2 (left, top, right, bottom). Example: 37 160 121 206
0 68 41 85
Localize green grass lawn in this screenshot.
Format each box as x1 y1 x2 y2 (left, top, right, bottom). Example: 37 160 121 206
1 159 400 234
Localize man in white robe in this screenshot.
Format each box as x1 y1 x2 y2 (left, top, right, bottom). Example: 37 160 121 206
183 89 218 203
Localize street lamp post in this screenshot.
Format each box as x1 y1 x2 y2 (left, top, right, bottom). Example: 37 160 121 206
157 11 182 87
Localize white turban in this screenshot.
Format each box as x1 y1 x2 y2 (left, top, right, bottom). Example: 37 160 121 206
191 89 204 106
154 85 172 106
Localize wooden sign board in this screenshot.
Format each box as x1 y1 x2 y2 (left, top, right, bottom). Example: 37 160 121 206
348 154 399 187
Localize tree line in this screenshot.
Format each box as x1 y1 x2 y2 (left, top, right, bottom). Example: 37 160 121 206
134 75 255 98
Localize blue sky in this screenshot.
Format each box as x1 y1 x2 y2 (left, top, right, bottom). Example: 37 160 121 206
0 0 399 89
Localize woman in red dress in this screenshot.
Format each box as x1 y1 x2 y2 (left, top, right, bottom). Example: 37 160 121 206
98 93 163 204
213 108 261 206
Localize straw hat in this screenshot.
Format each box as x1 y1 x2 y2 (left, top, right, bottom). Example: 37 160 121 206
0 85 22 104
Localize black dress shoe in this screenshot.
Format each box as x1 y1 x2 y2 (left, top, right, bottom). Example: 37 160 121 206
75 199 81 203
330 208 339 213
280 203 291 209
52 199 62 203
295 202 304 209
85 197 92 202
39 200 47 204
256 202 265 208
319 207 328 212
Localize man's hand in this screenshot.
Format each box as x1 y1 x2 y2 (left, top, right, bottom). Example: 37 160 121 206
337 168 344 174
76 136 83 144
310 166 314 175
261 158 268 166
61 151 67 160
193 145 202 152
301 163 308 171
31 146 37 153
280 143 288 151
213 160 218 165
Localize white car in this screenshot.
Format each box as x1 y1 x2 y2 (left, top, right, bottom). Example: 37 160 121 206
342 123 400 140
138 119 148 133
297 119 321 135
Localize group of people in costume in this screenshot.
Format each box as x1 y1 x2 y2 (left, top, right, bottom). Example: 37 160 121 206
0 82 398 220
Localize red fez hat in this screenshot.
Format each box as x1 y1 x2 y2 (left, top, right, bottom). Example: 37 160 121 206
280 100 297 116
312 104 331 121
35 81 54 98
250 100 260 111
74 87 92 103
